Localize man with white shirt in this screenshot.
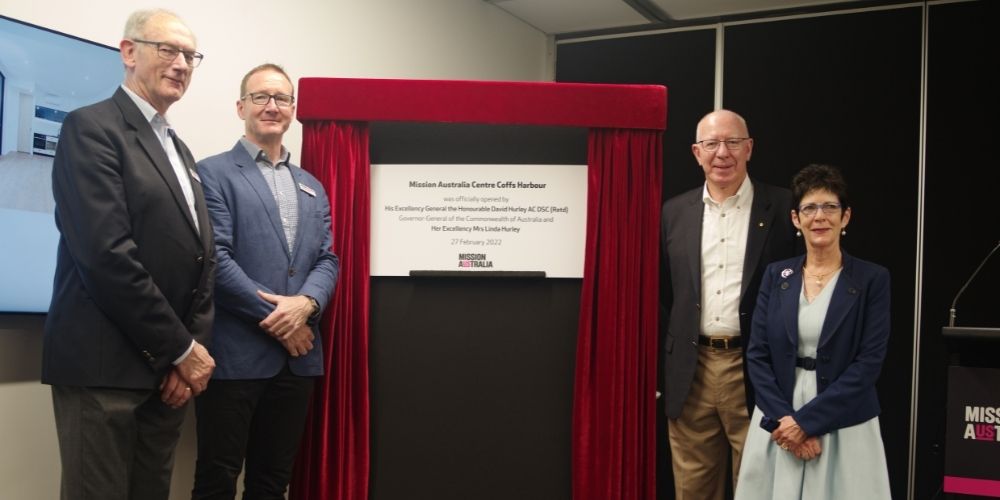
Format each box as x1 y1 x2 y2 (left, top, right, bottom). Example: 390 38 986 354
43 9 215 500
660 109 797 499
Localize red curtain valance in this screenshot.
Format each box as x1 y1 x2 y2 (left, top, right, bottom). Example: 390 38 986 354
298 77 665 130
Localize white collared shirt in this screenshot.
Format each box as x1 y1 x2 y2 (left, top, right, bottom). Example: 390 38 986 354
120 85 199 232
700 176 754 337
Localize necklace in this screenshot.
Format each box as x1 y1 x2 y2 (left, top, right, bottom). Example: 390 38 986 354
803 266 839 286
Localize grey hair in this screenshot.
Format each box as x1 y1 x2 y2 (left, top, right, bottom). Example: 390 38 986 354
123 9 191 41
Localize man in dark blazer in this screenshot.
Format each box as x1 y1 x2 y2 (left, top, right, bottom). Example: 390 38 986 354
660 109 797 499
191 64 339 499
42 9 215 500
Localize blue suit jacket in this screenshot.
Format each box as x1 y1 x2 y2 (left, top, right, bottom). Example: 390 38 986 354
197 142 339 379
746 252 890 437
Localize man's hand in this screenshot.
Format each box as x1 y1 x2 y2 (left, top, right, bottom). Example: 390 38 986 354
258 291 315 339
280 325 315 357
771 415 808 450
160 369 192 409
791 436 822 461
176 342 215 395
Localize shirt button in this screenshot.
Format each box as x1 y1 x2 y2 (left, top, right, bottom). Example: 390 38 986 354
718 264 723 269
720 238 726 242
721 213 727 218
715 316 720 321
716 290 721 295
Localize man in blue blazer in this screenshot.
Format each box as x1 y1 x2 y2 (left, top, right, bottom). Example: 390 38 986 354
192 64 339 499
43 10 215 499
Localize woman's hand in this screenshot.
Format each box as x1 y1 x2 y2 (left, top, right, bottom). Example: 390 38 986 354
771 415 807 450
791 436 822 461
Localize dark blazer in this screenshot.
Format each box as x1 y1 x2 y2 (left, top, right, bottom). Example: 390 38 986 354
197 142 339 379
43 88 216 389
747 252 890 437
661 180 797 419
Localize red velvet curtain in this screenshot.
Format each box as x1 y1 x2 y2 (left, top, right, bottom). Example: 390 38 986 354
572 128 663 500
290 121 371 500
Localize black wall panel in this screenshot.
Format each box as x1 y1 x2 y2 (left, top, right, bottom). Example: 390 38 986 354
919 2 1000 499
723 9 922 499
557 30 717 200
368 123 585 500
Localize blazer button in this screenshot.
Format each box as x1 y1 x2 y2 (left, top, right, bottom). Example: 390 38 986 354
288 268 296 277
196 255 204 263
191 289 198 296
780 282 789 290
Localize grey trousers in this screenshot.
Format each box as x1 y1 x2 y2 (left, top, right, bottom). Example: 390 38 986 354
51 385 187 500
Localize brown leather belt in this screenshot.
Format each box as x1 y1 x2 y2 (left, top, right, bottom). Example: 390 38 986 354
698 335 742 349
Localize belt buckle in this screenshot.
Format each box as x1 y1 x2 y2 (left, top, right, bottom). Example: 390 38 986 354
710 337 729 349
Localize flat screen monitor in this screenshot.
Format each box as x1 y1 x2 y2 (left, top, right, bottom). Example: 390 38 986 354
0 15 122 313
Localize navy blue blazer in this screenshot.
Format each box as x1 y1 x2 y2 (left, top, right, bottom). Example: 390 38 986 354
43 88 215 389
197 142 339 379
746 252 890 437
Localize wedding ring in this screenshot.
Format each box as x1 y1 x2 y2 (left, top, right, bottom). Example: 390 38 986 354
780 443 789 450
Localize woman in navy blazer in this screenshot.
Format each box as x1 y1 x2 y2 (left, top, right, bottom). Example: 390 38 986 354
735 164 892 499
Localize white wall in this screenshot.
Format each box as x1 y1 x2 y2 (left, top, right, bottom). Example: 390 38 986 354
0 1 550 498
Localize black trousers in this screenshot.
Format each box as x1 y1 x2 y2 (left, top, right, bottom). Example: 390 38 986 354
191 365 315 500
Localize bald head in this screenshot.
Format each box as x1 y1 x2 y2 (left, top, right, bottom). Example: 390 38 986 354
696 109 749 141
691 109 754 202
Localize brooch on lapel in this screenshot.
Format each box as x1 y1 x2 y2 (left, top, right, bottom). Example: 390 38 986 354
781 268 794 278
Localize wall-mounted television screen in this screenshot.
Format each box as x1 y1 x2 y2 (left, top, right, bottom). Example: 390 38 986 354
0 15 122 313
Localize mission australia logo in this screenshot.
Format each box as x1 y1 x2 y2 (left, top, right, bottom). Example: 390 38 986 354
963 405 1000 442
458 253 493 269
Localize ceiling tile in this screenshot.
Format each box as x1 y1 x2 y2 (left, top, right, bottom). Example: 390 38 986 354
487 0 653 34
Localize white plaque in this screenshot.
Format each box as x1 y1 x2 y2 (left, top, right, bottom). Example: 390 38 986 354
371 164 587 278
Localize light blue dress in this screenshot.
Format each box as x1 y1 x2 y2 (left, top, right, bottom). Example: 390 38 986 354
735 271 892 500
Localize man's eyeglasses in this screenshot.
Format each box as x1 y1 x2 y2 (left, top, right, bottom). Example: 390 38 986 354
132 39 203 67
797 202 842 217
696 138 750 152
242 92 295 108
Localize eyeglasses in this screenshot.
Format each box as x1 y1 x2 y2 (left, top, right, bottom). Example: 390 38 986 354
696 138 750 152
242 92 295 108
797 202 842 217
132 39 203 67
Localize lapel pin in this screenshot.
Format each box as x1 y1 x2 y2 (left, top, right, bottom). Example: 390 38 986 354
781 268 793 278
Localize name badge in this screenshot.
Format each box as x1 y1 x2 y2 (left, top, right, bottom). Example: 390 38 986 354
188 167 201 183
299 182 317 197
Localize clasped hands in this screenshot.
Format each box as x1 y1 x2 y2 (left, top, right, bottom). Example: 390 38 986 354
258 290 316 357
772 415 822 461
159 291 316 409
161 341 215 409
